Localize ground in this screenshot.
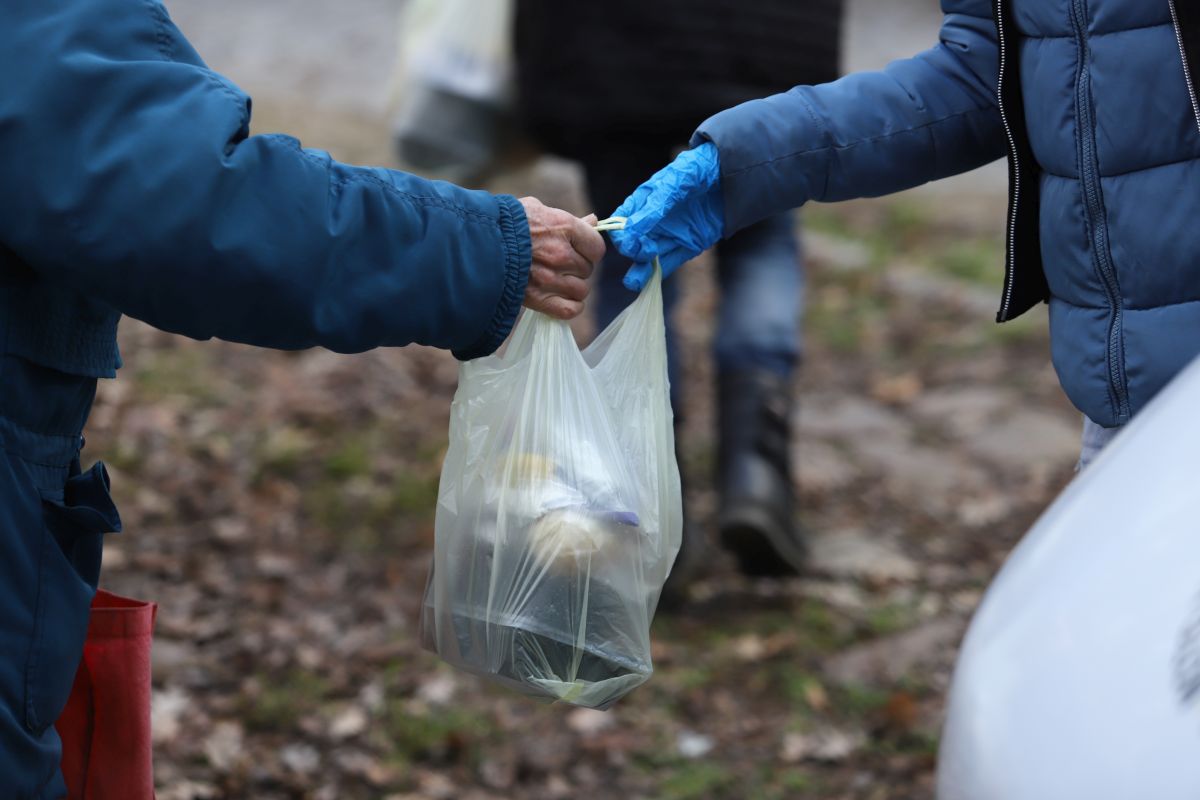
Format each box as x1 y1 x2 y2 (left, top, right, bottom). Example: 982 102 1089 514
91 191 1081 800
88 2 1083 798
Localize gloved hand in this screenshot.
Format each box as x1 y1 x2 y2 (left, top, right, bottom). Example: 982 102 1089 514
609 142 725 291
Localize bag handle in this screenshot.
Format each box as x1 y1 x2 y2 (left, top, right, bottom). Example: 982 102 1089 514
593 216 628 232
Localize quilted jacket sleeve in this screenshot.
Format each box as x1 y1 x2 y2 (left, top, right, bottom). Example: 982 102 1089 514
0 0 531 360
693 0 1005 234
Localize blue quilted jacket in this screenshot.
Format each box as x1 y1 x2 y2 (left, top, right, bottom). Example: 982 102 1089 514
697 0 1200 429
0 0 532 380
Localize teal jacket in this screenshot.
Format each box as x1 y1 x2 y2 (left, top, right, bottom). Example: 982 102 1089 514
0 0 532 380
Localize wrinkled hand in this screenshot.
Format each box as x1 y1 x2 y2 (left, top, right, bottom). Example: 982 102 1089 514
609 142 725 291
519 197 604 320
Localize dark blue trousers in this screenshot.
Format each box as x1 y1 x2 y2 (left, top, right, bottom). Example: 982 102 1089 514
0 356 118 799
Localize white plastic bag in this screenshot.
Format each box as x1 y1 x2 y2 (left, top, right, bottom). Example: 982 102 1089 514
388 0 515 184
938 353 1200 799
420 265 682 710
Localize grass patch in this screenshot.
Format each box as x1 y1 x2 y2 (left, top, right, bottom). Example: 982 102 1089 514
385 703 493 763
836 683 892 722
243 668 332 732
253 426 315 482
324 437 373 480
934 239 1003 286
131 348 221 403
658 762 736 800
864 602 919 638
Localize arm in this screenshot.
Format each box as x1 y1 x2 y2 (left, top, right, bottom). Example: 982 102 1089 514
696 0 1004 234
0 0 586 360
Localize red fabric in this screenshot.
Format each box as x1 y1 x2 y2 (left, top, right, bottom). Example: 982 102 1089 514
55 590 158 800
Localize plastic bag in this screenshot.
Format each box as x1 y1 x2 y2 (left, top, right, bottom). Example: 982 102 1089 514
420 263 682 710
388 0 516 184
937 353 1200 799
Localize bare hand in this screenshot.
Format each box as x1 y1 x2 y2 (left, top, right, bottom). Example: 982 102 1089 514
519 197 605 320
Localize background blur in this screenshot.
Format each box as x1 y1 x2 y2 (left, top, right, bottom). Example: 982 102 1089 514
90 1 1080 798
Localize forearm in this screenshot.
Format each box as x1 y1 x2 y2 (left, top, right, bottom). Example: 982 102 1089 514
694 7 1005 234
0 0 531 359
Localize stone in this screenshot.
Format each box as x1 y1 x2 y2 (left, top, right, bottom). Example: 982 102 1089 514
202 721 244 772
676 730 715 760
150 687 190 745
808 530 920 584
280 742 321 775
798 395 906 440
566 707 614 736
966 410 1080 472
824 616 967 686
804 230 873 273
795 439 858 493
780 727 864 763
329 705 368 740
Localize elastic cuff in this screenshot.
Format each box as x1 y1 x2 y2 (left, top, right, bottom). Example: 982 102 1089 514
452 195 532 361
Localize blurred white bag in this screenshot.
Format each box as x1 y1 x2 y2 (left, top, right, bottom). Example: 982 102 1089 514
938 354 1200 800
389 0 515 184
420 263 682 710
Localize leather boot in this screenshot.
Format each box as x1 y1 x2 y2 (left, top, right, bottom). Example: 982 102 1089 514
717 369 806 576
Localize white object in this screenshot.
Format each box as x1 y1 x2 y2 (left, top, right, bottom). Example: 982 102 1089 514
938 354 1200 799
389 0 515 183
420 267 682 710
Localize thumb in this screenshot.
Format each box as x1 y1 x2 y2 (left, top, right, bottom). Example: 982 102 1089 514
583 213 599 226
622 262 654 292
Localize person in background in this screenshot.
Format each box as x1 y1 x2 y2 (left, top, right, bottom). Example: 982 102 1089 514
515 0 845 592
0 1 604 795
607 0 1200 472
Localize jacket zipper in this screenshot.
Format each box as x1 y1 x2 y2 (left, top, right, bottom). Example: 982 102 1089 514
1169 0 1200 135
1069 0 1130 423
994 0 1020 321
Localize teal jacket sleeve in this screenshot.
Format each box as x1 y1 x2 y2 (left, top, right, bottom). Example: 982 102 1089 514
693 0 1005 235
0 0 530 361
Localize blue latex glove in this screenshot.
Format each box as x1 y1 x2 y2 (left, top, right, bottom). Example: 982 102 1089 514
609 142 725 291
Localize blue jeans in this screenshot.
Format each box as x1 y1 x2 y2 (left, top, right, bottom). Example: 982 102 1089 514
583 148 805 412
1078 416 1120 471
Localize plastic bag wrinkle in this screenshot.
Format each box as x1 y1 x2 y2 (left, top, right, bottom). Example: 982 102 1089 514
420 266 680 709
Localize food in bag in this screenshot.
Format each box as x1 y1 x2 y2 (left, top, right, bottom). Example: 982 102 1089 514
420 262 681 709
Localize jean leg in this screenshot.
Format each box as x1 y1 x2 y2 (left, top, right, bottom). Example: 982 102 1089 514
1077 415 1121 471
713 212 804 376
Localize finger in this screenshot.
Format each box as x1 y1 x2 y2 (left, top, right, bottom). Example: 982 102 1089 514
530 266 589 302
608 228 649 262
547 248 597 283
582 213 598 227
567 218 606 265
533 294 584 321
622 262 654 292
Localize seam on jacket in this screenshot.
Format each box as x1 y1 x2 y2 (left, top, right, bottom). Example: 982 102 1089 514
144 0 251 142
795 92 833 199
1016 21 1173 41
1051 292 1200 313
1123 295 1200 312
144 0 171 59
1037 151 1200 181
263 135 499 227
725 106 992 177
1097 152 1200 179
203 74 251 139
144 0 498 231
